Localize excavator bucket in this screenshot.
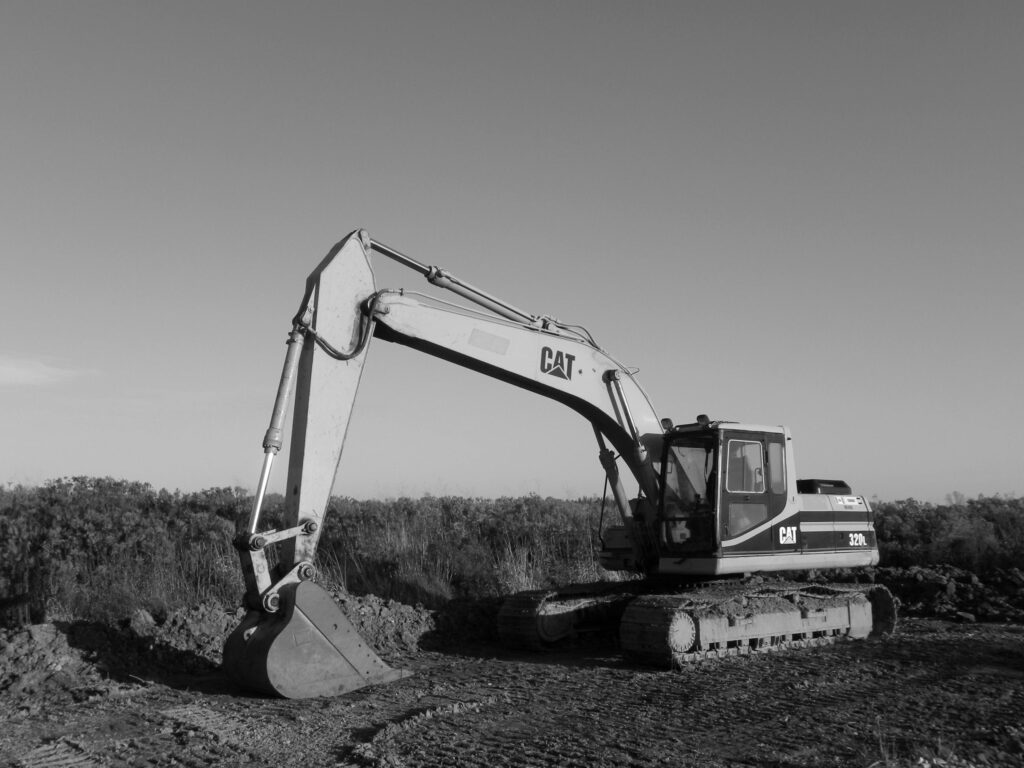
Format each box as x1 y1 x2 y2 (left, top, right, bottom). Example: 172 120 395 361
223 581 410 698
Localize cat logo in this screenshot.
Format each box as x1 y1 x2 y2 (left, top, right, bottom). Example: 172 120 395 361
540 346 576 380
778 526 797 545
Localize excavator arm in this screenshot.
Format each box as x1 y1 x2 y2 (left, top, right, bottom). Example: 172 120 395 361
224 230 668 698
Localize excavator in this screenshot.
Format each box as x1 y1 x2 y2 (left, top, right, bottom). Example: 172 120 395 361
223 230 896 698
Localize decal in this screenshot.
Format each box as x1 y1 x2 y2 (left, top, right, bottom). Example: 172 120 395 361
802 522 874 533
848 532 868 547
778 526 797 545
540 346 576 380
722 507 799 547
468 328 510 355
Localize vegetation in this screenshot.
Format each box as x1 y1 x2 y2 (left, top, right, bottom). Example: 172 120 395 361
872 493 1024 573
317 495 613 606
0 478 245 623
1 477 1022 623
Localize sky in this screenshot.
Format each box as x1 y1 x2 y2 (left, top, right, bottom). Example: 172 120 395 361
2 1 1022 504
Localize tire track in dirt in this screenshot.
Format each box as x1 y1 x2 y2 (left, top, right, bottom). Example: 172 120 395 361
355 625 1024 768
16 741 99 768
4 620 1023 767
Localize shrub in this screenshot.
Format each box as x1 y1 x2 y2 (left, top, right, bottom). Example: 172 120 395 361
873 494 1024 571
0 478 245 622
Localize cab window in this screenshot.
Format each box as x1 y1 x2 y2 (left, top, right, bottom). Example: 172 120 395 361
726 440 764 494
768 441 786 494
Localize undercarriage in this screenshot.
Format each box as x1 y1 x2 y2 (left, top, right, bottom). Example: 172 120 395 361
497 578 897 666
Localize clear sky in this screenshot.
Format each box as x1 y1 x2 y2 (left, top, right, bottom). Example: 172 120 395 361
2 1 1022 503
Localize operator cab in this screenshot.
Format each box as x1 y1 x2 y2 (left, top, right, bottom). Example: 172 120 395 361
658 416 792 558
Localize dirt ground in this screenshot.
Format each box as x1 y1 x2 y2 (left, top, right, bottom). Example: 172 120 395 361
2 615 1023 768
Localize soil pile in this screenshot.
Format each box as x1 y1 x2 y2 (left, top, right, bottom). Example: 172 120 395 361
111 590 440 671
0 623 109 701
798 565 1024 623
874 564 1024 622
0 611 231 703
128 602 240 666
0 590 439 700
327 589 436 653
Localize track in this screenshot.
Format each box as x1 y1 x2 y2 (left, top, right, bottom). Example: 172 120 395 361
2 619 1023 767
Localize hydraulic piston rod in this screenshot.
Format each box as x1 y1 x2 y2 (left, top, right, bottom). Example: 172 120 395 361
247 327 305 534
368 237 538 325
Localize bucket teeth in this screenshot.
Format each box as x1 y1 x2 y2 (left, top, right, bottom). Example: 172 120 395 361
223 581 411 698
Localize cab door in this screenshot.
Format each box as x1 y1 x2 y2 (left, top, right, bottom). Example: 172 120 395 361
719 431 790 555
719 432 772 553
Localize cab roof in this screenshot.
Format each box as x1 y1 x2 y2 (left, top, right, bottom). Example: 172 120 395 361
668 420 788 437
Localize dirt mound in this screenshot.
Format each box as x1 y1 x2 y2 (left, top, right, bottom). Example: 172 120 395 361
0 623 110 701
874 565 1024 622
127 602 240 666
327 589 436 654
0 613 232 703
0 590 443 701
793 565 1024 623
